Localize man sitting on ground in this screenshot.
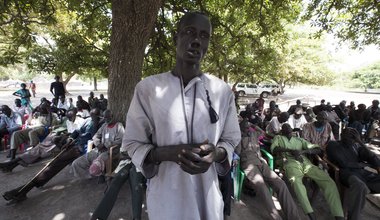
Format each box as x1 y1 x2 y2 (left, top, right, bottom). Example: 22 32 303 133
71 109 124 178
271 123 344 220
327 128 380 220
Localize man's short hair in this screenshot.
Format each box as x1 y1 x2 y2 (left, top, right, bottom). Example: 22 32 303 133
176 11 209 32
54 75 60 80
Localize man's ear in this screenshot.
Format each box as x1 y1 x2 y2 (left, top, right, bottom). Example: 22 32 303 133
173 34 178 46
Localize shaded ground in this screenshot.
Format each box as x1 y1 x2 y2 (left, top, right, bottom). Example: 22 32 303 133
0 149 379 220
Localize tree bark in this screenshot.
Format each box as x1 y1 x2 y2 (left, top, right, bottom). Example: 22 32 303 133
62 73 75 95
108 0 162 123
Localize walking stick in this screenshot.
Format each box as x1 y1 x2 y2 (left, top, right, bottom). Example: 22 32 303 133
16 138 76 194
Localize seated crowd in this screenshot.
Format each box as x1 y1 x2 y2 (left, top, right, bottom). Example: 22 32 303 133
235 97 380 220
0 82 379 220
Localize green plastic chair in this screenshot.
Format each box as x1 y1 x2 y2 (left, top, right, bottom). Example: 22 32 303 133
233 149 274 201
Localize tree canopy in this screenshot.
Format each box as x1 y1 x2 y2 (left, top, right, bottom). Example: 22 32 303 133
0 0 377 121
304 0 380 49
351 61 380 90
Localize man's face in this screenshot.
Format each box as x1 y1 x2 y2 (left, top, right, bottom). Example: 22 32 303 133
67 111 76 122
175 14 211 65
281 124 293 138
373 100 379 108
315 112 327 127
103 110 113 124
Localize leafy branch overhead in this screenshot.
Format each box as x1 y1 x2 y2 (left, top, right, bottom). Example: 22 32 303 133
0 0 377 89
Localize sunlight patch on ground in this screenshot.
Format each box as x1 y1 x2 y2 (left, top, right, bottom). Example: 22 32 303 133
51 185 65 190
52 213 65 220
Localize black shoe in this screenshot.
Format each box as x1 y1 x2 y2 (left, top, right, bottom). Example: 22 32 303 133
5 194 27 206
3 186 24 201
0 159 20 172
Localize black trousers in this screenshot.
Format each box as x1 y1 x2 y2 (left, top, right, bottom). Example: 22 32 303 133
33 147 81 187
218 169 233 216
91 163 145 220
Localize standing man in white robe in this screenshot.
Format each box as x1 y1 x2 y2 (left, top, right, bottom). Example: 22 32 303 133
122 12 241 220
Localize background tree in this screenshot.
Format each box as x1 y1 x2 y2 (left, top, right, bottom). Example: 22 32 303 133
270 25 334 92
351 61 380 91
304 0 380 48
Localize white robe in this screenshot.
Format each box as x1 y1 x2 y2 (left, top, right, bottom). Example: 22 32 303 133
122 72 241 220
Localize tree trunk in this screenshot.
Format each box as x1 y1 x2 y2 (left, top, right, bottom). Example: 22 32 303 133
62 73 76 95
108 0 162 123
93 76 98 91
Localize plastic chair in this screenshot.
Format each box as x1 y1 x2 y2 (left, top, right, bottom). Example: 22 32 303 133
233 149 275 201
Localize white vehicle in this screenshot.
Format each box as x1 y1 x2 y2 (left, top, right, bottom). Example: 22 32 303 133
233 83 280 98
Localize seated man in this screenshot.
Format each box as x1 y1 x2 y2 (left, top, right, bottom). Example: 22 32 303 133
327 128 380 220
287 108 307 136
76 95 91 111
266 112 289 138
2 108 101 204
8 101 60 159
263 101 281 126
302 111 334 151
98 94 108 112
271 123 344 220
325 104 341 140
312 99 326 116
0 108 85 172
12 99 29 117
287 99 303 115
237 117 300 220
0 105 23 150
71 109 124 178
367 111 380 141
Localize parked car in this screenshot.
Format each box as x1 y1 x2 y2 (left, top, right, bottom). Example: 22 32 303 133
260 84 282 96
233 83 278 98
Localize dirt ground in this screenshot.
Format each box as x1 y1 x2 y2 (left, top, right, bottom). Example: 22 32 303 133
0 149 379 220
0 84 379 220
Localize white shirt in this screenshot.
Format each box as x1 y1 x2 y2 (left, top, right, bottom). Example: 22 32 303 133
57 100 69 110
287 114 308 130
66 116 85 133
266 116 282 136
122 72 241 220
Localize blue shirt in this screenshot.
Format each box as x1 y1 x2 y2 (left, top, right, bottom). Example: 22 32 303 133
0 112 23 133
